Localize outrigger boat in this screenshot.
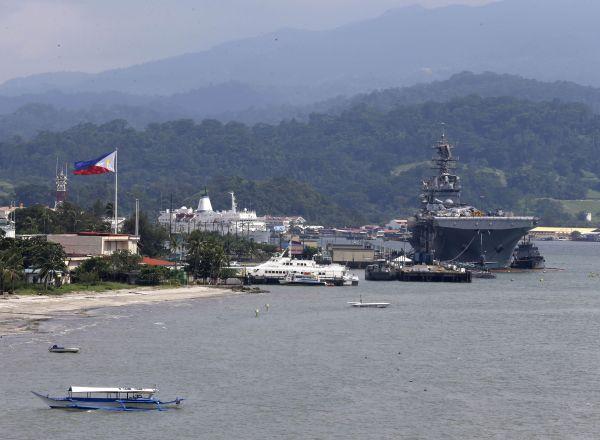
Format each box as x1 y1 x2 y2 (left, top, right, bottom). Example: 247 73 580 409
48 345 79 353
32 386 184 411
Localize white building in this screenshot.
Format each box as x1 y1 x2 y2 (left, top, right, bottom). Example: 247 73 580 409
158 191 270 243
385 218 408 231
263 215 306 232
0 206 16 238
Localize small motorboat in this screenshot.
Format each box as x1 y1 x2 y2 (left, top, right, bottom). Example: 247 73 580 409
348 301 390 308
32 386 184 411
48 345 80 353
343 274 360 286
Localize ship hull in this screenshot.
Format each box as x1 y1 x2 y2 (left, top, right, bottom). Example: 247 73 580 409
409 216 536 269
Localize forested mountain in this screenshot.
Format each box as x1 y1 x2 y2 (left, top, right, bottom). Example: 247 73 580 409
0 82 285 138
2 0 600 99
6 72 600 140
330 72 600 116
1 96 599 226
0 104 164 140
226 72 600 124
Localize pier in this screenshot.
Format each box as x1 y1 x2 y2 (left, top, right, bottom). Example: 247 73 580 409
398 266 472 283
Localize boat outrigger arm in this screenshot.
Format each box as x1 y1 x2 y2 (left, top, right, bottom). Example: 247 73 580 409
31 388 184 411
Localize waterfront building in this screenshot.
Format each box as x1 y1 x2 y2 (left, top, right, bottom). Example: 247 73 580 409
157 191 270 243
0 206 16 238
326 243 376 268
263 215 306 232
385 219 408 231
529 226 600 240
47 232 139 270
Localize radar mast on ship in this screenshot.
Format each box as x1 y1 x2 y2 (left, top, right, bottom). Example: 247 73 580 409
421 129 461 207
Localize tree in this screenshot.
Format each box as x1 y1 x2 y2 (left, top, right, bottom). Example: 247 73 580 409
0 239 23 293
122 212 169 257
31 241 67 290
15 202 109 235
107 250 141 279
73 256 111 282
136 266 170 285
4 93 600 225
185 231 229 283
301 246 319 260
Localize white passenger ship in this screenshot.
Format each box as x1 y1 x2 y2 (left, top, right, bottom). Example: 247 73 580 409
158 190 269 242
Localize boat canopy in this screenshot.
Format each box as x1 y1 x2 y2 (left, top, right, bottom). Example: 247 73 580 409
68 386 157 394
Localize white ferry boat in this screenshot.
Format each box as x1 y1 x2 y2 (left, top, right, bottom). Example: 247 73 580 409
248 248 356 286
32 386 183 411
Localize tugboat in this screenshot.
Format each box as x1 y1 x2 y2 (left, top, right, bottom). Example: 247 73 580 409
408 131 537 269
510 236 545 269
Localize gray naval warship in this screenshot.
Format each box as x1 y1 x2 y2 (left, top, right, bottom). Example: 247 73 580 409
408 133 537 269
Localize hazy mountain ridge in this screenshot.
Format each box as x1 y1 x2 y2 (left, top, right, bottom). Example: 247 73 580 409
5 71 600 140
224 71 600 124
2 0 600 99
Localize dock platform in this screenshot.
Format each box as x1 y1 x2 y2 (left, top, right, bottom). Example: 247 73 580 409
398 266 472 283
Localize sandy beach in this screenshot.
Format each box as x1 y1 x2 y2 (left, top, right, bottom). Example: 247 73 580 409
0 285 239 335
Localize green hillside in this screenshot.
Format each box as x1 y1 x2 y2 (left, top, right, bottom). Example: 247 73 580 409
1 96 599 226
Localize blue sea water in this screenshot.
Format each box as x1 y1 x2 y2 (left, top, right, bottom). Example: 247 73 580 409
1 241 600 439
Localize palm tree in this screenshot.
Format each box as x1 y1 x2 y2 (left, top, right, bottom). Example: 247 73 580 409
21 216 38 234
0 242 23 294
33 242 67 290
185 231 230 284
186 233 204 281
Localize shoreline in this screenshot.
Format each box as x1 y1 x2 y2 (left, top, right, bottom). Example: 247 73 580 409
0 285 241 336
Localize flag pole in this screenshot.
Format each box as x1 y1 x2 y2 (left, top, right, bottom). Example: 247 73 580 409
114 149 118 234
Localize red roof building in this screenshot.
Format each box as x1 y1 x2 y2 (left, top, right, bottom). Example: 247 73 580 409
141 257 178 268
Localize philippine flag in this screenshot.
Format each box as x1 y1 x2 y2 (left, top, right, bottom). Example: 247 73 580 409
73 151 117 175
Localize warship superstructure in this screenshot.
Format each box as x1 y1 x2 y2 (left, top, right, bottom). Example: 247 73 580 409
408 133 537 269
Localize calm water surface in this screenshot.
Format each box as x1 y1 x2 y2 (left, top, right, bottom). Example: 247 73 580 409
2 241 600 439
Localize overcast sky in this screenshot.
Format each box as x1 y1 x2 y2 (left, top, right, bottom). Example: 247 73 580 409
0 0 495 84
